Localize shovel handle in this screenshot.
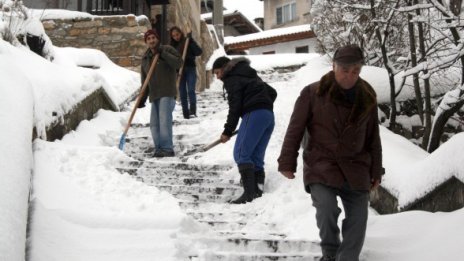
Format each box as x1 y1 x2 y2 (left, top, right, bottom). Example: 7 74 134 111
121 54 160 136
175 37 191 94
202 130 238 152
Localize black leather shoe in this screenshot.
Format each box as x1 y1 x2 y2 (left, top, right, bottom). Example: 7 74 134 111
153 150 175 158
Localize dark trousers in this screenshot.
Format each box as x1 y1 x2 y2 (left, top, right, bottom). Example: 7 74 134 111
233 109 274 171
179 67 197 116
309 183 369 261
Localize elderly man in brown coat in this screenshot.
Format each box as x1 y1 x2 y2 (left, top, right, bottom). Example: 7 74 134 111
278 44 383 261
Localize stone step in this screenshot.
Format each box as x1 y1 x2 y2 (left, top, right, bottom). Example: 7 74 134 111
186 211 259 222
179 200 225 210
125 136 205 148
116 166 232 180
155 184 241 196
193 251 321 261
133 168 229 179
172 193 234 203
123 144 207 158
181 236 321 254
133 176 236 186
142 161 233 172
117 161 233 172
196 220 277 231
214 231 287 239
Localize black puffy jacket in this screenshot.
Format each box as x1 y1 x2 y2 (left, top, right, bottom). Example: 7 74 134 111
170 36 202 68
221 57 277 136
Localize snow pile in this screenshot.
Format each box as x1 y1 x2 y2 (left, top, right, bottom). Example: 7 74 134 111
28 140 187 261
29 9 94 20
0 39 34 261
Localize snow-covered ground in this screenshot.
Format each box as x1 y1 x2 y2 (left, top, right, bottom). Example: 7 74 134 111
2 40 464 260
1 1 464 260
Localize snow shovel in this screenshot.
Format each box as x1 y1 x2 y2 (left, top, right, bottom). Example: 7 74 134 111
118 54 160 150
184 130 238 156
175 36 190 95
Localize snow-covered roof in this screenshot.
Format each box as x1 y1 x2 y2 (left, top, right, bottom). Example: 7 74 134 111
201 10 262 33
200 9 236 20
224 24 312 45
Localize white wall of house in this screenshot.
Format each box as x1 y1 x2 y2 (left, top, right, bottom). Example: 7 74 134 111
262 0 313 30
248 38 317 55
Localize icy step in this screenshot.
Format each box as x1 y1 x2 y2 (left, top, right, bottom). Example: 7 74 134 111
181 236 320 254
126 133 197 142
141 161 233 172
116 161 233 172
172 193 234 203
136 176 238 187
186 211 259 222
178 200 228 210
125 138 203 150
194 251 321 261
196 220 277 231
214 231 287 239
197 220 249 230
155 184 241 196
133 168 229 179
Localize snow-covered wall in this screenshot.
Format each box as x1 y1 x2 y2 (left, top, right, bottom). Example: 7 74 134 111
0 40 34 261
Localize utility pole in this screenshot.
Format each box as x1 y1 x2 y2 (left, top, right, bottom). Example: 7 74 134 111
212 0 224 44
161 3 167 44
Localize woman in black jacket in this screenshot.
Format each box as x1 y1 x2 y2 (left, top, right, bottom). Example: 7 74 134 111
169 26 203 119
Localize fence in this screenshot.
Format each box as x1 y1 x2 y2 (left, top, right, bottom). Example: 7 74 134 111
77 0 144 15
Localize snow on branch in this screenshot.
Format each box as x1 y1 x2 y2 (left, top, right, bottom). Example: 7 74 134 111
403 42 464 78
429 0 457 18
397 3 433 13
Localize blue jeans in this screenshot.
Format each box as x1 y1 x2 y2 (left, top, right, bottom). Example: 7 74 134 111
179 67 197 117
233 109 274 171
150 97 175 152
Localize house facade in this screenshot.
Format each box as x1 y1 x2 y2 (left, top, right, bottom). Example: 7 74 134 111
261 0 313 30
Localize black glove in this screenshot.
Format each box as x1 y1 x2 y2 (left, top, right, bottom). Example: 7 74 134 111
186 32 192 38
157 45 163 54
138 102 145 108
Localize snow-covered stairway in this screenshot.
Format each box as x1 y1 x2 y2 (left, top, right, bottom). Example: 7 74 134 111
116 88 322 260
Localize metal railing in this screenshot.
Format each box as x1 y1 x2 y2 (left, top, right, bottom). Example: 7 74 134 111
77 0 141 15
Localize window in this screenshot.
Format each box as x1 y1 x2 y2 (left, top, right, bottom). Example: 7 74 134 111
295 46 309 53
263 51 276 54
276 2 296 25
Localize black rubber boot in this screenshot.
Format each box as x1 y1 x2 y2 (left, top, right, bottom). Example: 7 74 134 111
230 165 258 204
255 170 265 197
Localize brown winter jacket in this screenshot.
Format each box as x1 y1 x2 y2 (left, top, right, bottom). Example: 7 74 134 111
278 71 384 192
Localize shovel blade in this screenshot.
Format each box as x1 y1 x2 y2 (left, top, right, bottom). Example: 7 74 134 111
118 133 126 150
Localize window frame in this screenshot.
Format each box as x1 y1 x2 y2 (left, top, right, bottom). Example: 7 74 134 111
276 2 297 25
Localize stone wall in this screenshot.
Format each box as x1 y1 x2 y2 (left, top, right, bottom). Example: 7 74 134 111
370 177 464 214
42 15 150 67
33 87 118 141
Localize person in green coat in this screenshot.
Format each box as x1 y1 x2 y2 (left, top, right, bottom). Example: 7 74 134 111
139 29 182 157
